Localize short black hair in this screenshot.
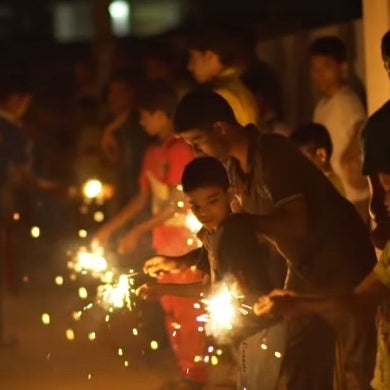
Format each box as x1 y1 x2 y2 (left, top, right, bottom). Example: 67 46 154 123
137 81 178 118
187 29 244 67
0 72 32 102
382 30 390 57
174 89 238 134
182 156 229 193
291 122 333 158
308 36 347 63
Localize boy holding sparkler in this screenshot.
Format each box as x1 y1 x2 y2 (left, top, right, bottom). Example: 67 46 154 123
94 82 206 390
139 157 286 389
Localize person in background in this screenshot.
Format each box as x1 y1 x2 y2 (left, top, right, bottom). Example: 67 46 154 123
309 36 369 221
291 122 345 196
94 82 206 390
361 29 390 250
101 70 150 208
186 29 259 127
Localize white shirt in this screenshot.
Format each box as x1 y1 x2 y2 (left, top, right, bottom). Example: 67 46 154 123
313 85 369 202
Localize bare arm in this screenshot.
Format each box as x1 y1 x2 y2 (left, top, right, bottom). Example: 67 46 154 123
143 247 203 277
137 277 209 299
94 189 149 244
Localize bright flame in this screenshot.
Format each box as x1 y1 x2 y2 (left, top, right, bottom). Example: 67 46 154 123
66 329 75 340
78 287 88 299
78 229 88 238
82 179 103 199
69 247 108 279
41 313 50 325
97 274 131 310
205 285 235 331
88 332 96 341
93 211 105 222
31 226 40 238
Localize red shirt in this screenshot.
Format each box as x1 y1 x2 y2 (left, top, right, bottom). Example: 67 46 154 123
139 134 194 256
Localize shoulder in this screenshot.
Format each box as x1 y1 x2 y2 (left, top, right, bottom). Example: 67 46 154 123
362 100 390 140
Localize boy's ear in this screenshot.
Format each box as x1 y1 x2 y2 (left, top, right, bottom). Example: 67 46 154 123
212 121 228 135
315 147 328 163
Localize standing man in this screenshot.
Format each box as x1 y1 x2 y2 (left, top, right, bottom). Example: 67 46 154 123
169 90 376 389
310 36 369 220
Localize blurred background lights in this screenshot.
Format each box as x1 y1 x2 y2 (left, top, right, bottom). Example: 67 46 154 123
108 0 130 36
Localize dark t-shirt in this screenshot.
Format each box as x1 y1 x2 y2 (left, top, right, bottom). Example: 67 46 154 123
225 127 375 294
361 99 390 175
0 116 28 186
198 213 273 298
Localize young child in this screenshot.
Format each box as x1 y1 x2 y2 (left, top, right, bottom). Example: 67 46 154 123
140 157 286 389
94 82 206 389
291 122 345 196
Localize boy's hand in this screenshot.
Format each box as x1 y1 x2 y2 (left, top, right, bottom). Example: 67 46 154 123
143 256 183 277
254 289 297 319
136 283 163 300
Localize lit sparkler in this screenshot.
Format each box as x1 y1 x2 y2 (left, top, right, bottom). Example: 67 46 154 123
197 283 251 339
68 246 108 279
96 273 135 311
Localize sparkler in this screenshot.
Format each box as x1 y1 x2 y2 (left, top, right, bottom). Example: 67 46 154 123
197 282 252 340
68 246 108 280
96 273 135 311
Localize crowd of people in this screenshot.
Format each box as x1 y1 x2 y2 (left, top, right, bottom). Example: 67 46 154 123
1 27 390 390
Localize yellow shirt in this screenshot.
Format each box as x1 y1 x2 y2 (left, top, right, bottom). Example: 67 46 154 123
372 241 390 390
213 68 259 127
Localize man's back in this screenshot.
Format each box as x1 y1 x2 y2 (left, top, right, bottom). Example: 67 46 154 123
226 130 375 294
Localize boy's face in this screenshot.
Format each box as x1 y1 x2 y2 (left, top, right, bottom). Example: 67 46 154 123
378 172 390 215
139 109 168 137
187 49 220 83
310 55 345 96
179 127 229 158
186 185 230 231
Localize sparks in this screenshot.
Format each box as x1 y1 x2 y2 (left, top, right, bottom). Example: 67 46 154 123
82 179 103 199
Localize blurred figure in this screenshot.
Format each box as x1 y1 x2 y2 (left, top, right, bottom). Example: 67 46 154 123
142 43 193 99
291 122 345 196
95 83 206 389
101 70 150 207
243 61 291 136
309 36 369 221
186 29 259 126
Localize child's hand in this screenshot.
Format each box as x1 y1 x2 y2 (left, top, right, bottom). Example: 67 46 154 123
254 289 297 319
136 283 162 300
143 256 183 277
